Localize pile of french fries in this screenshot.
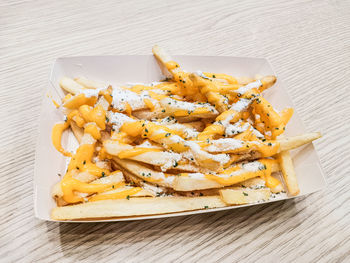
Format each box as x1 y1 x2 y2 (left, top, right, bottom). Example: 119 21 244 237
50 46 321 220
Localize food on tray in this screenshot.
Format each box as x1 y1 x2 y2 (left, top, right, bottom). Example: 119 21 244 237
50 45 321 220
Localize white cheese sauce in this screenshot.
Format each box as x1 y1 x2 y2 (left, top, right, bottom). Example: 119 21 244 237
111 86 146 110
107 111 135 132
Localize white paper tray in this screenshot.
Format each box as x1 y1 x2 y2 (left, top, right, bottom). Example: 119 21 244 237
34 55 326 222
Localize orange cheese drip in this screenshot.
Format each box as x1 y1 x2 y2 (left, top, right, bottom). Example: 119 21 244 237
52 99 60 108
51 122 71 157
63 94 97 109
165 61 180 71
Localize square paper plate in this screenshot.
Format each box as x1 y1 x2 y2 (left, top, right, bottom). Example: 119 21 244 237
34 55 326 222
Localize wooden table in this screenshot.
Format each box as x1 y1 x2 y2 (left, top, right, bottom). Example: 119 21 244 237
1 0 349 262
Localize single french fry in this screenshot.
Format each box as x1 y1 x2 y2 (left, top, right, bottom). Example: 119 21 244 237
236 77 255 85
279 132 321 151
51 196 226 220
152 45 173 65
70 121 83 144
119 166 167 197
220 188 271 205
203 133 321 158
159 97 218 118
74 77 106 89
132 109 202 122
59 77 85 94
277 150 300 196
172 161 280 191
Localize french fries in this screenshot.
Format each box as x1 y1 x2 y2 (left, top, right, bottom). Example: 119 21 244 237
220 188 271 205
50 45 322 220
51 196 226 220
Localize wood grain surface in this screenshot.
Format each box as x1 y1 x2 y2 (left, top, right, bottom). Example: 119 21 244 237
1 0 350 262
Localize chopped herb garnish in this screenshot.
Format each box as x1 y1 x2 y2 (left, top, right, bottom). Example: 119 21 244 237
162 109 166 113
145 128 148 133
267 113 270 117
112 185 115 189
268 143 272 146
204 206 209 209
212 74 216 78
173 161 178 167
243 192 248 196
101 172 105 177
106 117 109 122
83 160 86 164
275 127 279 130
199 193 203 196
76 166 79 170
165 133 171 137
126 195 130 200
262 139 266 142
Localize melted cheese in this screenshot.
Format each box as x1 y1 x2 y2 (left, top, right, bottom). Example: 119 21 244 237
118 147 162 159
51 122 71 157
165 61 180 71
205 159 273 186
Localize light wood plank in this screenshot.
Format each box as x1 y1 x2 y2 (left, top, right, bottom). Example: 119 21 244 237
1 0 349 262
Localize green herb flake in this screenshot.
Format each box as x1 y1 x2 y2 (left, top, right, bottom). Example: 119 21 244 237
101 172 105 177
126 195 130 200
204 206 209 209
243 192 248 196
